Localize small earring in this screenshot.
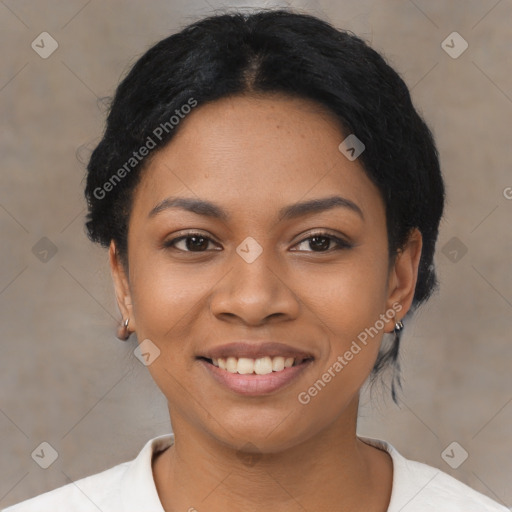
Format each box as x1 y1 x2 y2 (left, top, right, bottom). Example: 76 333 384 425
116 317 131 341
394 319 404 334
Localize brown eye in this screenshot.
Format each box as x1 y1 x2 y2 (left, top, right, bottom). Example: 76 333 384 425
164 233 218 252
308 235 331 251
294 232 352 252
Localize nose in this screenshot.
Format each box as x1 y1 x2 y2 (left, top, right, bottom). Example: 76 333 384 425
209 244 300 326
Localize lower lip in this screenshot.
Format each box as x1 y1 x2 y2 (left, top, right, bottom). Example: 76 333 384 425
199 359 313 396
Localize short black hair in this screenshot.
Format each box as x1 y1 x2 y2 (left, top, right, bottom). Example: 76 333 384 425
84 8 445 404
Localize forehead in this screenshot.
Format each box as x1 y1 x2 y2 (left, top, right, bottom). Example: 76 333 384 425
132 94 384 224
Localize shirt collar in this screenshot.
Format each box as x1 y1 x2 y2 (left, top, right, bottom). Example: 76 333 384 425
358 435 428 512
119 433 403 512
120 433 175 511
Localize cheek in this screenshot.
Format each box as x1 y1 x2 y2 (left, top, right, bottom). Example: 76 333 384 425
295 258 390 418
295 251 390 342
127 259 206 398
128 250 205 350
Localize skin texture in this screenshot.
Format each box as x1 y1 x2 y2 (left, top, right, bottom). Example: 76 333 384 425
109 93 422 512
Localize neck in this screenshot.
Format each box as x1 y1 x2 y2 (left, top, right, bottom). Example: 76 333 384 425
153 396 393 512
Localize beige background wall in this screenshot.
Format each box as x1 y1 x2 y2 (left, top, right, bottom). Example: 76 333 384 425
1 0 511 508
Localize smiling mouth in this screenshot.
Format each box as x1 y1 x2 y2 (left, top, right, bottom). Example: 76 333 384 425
198 355 314 375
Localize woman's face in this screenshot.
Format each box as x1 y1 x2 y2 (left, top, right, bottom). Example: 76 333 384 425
111 94 421 452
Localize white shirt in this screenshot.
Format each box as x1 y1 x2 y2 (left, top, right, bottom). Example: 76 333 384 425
3 433 508 511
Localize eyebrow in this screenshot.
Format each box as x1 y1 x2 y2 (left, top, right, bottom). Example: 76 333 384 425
148 195 364 222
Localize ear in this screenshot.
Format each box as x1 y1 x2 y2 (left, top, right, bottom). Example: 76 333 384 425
384 228 423 332
109 240 136 332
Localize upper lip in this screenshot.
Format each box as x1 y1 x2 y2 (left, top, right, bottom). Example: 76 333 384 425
199 342 315 361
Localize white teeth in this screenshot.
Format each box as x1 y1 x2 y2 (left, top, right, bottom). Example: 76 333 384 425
237 357 254 374
226 357 238 373
209 355 304 374
254 357 273 375
272 356 285 371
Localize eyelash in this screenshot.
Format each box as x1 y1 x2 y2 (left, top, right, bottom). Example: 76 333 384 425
163 231 353 253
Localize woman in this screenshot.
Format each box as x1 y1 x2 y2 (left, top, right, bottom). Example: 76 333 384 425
4 8 508 512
